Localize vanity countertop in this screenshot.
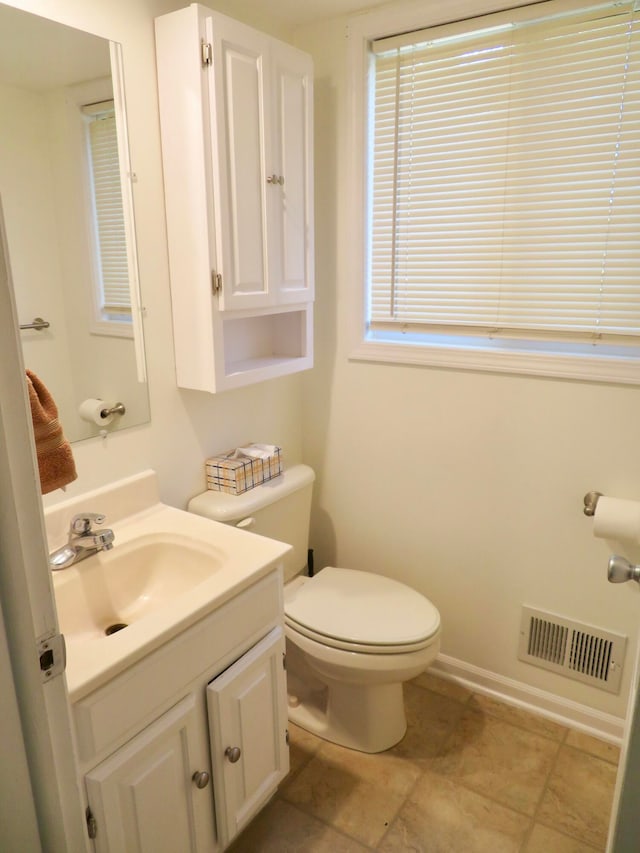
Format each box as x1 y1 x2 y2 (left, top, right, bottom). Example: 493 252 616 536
46 471 290 701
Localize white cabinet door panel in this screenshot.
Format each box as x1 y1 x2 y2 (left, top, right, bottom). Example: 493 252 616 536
207 627 289 848
209 17 271 310
272 44 314 303
86 695 216 853
222 45 267 302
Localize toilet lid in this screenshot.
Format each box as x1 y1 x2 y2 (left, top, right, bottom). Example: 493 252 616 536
284 567 440 648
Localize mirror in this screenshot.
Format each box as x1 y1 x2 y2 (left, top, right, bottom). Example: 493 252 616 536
0 4 150 442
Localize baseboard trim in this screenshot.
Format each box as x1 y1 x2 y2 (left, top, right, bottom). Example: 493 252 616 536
430 653 625 745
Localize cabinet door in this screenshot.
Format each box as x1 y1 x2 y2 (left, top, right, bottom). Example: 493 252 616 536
207 14 272 311
206 13 313 312
85 695 217 853
207 627 289 848
269 41 314 305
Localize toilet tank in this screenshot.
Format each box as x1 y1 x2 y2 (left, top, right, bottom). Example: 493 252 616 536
187 464 315 583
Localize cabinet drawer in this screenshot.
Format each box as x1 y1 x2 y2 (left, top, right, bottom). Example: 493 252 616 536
74 570 281 765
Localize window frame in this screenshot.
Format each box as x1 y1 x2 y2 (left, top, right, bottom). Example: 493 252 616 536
346 0 640 384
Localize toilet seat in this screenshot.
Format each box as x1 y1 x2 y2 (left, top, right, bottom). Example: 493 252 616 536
284 567 440 654
285 618 439 654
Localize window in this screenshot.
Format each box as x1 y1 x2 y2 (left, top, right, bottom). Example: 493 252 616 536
83 99 132 333
351 0 640 382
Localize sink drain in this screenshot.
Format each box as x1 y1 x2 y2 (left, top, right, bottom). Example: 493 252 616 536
105 622 128 636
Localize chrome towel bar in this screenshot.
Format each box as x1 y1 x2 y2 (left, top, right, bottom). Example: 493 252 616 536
20 317 50 331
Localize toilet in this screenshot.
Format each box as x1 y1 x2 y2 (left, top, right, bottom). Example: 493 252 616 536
188 464 441 753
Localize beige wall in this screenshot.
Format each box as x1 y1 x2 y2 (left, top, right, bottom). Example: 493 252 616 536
294 11 640 720
3 0 303 514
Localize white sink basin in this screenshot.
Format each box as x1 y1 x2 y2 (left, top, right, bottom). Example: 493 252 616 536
54 533 225 642
46 471 290 701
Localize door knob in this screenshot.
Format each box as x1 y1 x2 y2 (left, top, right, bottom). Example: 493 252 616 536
608 555 640 584
225 746 242 763
192 770 210 788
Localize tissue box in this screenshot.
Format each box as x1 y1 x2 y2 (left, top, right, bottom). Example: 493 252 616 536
205 444 283 494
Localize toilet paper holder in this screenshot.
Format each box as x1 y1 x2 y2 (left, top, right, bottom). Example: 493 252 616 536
583 491 603 517
101 403 126 418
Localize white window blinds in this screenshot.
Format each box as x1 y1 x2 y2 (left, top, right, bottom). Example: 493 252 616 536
84 100 131 317
369 0 640 344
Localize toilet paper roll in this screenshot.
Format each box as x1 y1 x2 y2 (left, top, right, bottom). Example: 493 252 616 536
78 398 114 427
593 496 640 543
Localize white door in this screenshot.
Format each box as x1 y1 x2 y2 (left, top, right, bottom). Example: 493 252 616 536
0 199 87 851
207 627 289 848
85 694 217 853
607 590 640 851
0 602 41 851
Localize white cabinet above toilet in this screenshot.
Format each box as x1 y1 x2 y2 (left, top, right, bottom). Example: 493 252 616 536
155 6 314 393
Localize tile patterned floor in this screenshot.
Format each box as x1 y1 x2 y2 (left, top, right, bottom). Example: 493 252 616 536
230 672 620 852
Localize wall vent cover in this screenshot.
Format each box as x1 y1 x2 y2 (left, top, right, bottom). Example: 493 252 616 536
518 606 626 694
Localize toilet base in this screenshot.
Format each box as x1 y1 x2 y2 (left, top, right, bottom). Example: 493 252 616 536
287 674 407 753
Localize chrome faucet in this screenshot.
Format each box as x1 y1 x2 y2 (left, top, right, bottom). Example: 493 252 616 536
49 513 115 571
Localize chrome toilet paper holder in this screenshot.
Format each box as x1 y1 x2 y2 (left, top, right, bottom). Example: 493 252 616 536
101 402 126 418
583 491 603 517
583 490 640 585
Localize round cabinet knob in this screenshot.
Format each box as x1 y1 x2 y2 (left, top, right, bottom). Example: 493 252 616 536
192 770 210 789
225 746 242 763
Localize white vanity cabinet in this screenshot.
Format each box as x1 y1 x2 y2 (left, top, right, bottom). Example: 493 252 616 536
75 570 289 852
155 5 314 393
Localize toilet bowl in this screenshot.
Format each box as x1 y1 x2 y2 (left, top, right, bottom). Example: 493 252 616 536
283 567 440 752
187 464 442 754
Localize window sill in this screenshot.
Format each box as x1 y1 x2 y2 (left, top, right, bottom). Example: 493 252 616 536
350 332 640 385
90 316 133 339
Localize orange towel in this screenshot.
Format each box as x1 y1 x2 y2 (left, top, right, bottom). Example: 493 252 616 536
25 370 77 495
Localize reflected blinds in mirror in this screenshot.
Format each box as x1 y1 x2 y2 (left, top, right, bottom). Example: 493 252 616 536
83 100 131 318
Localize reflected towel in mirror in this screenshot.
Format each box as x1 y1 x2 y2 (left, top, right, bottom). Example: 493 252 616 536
25 369 77 494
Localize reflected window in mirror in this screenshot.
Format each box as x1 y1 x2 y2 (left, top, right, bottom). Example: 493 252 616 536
83 98 132 337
